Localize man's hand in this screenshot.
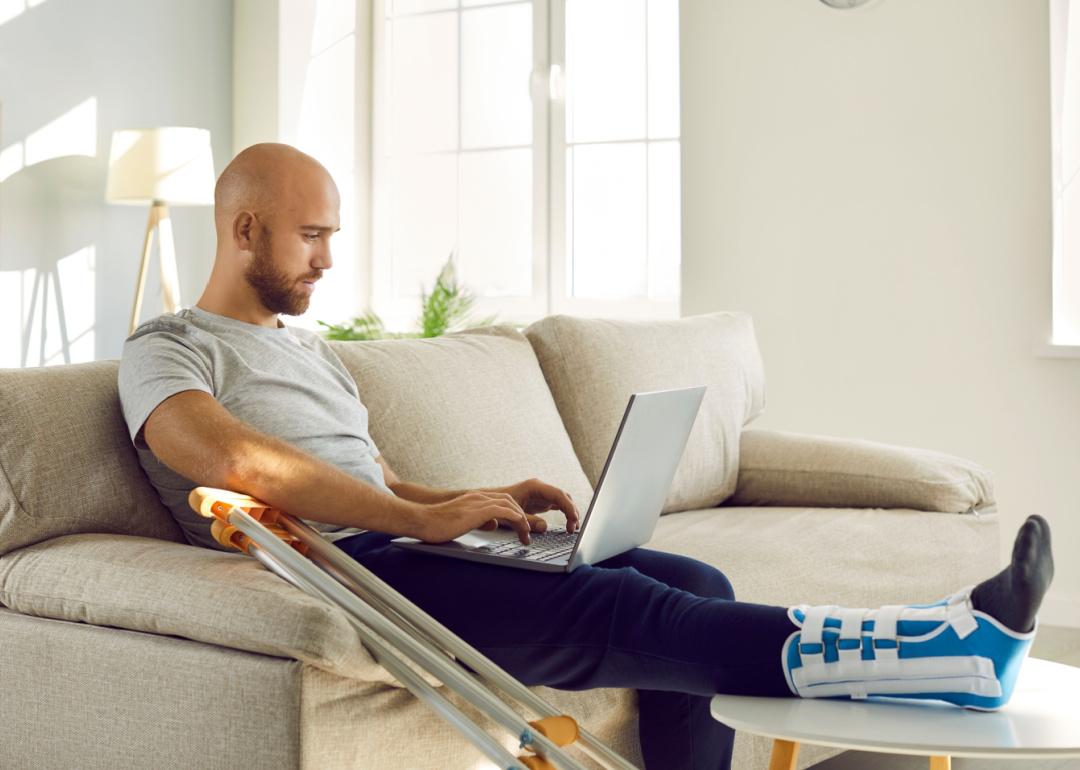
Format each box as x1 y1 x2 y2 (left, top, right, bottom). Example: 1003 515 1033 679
480 478 580 535
414 491 537 544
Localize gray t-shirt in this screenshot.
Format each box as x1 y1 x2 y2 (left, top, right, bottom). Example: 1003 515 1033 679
118 306 394 550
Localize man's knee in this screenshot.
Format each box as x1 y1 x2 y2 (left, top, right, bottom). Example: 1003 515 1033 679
678 559 735 601
700 567 735 601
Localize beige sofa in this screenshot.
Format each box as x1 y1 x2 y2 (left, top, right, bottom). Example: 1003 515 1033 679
0 311 999 770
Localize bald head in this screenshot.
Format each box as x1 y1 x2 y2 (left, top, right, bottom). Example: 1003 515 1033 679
201 143 340 325
214 143 335 234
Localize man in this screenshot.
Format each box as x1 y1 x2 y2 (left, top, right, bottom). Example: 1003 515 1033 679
119 144 1054 770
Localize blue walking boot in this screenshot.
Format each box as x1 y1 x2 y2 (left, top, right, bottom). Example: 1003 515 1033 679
781 585 1036 710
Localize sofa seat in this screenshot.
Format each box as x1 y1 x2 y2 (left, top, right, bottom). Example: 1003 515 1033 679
0 533 392 683
0 504 998 770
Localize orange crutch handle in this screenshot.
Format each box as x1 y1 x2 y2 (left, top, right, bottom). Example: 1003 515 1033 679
189 486 278 524
527 716 579 747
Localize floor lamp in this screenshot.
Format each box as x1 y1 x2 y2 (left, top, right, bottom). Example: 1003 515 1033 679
106 127 215 335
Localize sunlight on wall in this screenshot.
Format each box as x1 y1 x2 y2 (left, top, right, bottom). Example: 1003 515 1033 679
0 270 20 366
0 0 25 26
0 0 47 26
0 96 98 367
0 141 22 183
55 245 96 362
24 97 97 165
7 246 96 368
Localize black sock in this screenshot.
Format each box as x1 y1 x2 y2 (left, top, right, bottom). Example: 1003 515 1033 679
970 514 1054 633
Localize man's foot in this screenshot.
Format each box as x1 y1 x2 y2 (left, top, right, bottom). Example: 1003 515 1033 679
971 515 1054 633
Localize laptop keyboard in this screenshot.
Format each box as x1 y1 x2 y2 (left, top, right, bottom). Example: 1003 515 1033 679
474 528 578 562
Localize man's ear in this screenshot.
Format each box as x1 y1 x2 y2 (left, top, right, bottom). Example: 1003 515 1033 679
233 211 256 252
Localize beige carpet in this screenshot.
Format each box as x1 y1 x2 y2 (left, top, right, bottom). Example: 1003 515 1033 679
813 625 1080 770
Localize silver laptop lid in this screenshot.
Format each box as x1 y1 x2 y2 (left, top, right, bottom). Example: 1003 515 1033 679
568 385 706 570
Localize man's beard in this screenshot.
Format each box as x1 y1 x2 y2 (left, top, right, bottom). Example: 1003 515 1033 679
244 230 314 316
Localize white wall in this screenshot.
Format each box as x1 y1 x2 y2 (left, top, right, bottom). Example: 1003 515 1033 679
0 0 232 365
681 0 1080 627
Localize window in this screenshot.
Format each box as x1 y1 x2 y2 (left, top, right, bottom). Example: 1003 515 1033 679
372 0 680 330
1051 0 1080 345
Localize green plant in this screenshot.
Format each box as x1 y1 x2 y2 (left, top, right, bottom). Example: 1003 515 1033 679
318 254 499 341
317 310 392 341
417 257 498 338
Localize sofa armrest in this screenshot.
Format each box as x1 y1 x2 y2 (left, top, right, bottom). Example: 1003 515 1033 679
729 429 995 513
0 533 416 687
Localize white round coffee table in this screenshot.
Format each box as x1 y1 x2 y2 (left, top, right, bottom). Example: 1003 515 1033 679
710 657 1080 770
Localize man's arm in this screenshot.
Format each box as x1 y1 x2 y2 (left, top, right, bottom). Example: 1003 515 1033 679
375 454 469 505
375 454 580 533
143 390 537 543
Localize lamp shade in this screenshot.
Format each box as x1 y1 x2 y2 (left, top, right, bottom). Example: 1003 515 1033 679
106 127 215 205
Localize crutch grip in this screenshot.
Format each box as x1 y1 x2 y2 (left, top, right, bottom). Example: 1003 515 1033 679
189 486 279 525
528 716 579 747
197 489 310 556
210 519 250 553
515 716 579 770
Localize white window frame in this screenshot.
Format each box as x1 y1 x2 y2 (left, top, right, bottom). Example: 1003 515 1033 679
369 0 680 331
1047 0 1080 355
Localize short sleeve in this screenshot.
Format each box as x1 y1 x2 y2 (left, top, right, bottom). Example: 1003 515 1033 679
118 325 214 449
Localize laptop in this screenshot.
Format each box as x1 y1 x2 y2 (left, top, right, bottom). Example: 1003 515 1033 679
391 385 707 572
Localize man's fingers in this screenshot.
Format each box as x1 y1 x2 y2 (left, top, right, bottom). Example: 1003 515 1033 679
499 508 532 544
471 490 526 514
534 480 580 533
480 501 531 544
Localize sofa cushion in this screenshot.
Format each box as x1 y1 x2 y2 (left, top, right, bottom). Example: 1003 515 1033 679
729 429 996 513
647 505 999 610
329 326 593 521
0 533 409 685
0 361 183 557
524 312 766 514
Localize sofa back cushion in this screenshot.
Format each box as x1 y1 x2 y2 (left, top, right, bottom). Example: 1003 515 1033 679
0 361 184 557
329 325 593 518
524 312 765 514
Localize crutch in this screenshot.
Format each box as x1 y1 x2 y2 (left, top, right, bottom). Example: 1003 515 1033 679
189 487 639 770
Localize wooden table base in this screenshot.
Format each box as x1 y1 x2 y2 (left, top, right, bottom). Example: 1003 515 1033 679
768 739 951 769
769 739 799 770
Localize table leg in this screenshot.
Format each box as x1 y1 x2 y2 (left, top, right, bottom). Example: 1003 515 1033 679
768 739 800 770
929 757 951 770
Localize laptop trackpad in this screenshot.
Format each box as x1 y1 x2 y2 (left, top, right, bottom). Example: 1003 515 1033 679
451 531 509 549
392 530 511 550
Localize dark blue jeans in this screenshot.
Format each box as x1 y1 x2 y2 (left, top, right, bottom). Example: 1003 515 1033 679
335 532 797 770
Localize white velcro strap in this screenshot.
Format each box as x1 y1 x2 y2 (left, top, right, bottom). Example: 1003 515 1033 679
799 605 832 667
838 608 866 664
802 606 830 645
947 590 979 639
872 605 902 664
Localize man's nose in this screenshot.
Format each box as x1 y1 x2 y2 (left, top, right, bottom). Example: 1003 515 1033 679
313 242 333 270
